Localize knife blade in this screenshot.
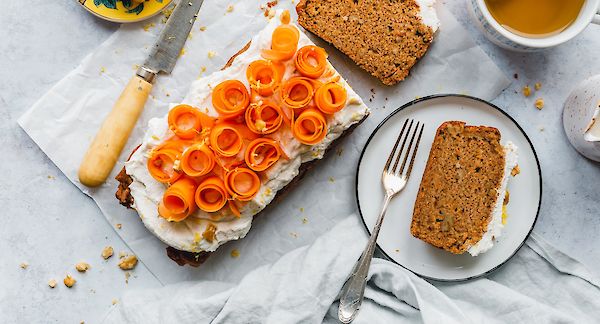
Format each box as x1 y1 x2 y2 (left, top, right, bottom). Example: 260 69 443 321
78 0 204 187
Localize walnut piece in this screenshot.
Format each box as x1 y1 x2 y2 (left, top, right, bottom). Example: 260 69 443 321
118 255 138 270
64 275 76 288
535 98 544 110
511 165 520 177
522 86 531 97
48 279 57 288
75 262 91 272
102 246 114 260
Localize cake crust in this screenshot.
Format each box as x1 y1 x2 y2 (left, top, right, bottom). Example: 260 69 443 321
296 0 435 85
410 121 505 254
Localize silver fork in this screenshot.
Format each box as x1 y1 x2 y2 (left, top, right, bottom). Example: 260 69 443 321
338 119 424 323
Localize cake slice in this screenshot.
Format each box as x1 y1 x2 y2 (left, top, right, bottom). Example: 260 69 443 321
410 121 518 256
296 0 439 85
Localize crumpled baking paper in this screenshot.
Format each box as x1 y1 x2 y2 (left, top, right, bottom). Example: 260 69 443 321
18 0 510 284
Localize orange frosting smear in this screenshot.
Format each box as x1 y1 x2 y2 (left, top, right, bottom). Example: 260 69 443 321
167 105 203 139
315 82 347 115
158 177 197 222
246 60 285 97
195 176 228 213
224 168 260 201
281 77 317 109
180 143 215 177
245 138 282 172
261 24 299 61
212 80 250 118
292 108 328 145
245 100 284 134
210 123 244 157
295 45 328 79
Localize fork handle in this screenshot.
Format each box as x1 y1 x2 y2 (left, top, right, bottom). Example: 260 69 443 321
338 194 392 323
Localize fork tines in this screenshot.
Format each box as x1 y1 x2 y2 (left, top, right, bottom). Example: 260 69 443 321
383 119 424 178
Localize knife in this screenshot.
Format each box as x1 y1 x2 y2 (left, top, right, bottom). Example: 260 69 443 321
78 0 204 187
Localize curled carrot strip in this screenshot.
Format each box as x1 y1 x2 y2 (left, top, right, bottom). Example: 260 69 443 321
246 60 285 97
195 176 228 213
280 77 316 109
261 24 299 61
292 108 328 145
147 148 182 183
180 143 215 177
158 177 197 222
224 168 260 201
209 123 243 157
315 82 347 114
212 80 250 118
295 45 328 79
167 105 203 139
245 100 284 134
245 138 281 172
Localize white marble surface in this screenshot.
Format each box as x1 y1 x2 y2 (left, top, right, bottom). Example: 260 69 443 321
0 0 598 323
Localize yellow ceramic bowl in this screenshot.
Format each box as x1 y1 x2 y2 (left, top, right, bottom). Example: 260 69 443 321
79 0 173 23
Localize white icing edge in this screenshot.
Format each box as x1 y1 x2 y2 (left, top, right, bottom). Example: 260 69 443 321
125 11 370 253
467 141 518 256
415 0 440 32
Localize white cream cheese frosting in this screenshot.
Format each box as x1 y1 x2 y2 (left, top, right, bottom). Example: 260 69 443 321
415 0 440 32
467 141 518 256
125 11 370 253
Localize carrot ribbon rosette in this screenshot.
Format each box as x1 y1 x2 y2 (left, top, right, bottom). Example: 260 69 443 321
292 108 328 145
245 100 284 134
280 77 318 109
261 24 300 61
224 168 260 201
315 82 347 114
212 80 250 118
195 176 228 213
246 60 285 97
295 45 328 79
167 105 204 139
180 143 215 177
158 177 198 222
147 146 183 184
209 123 244 157
245 138 282 172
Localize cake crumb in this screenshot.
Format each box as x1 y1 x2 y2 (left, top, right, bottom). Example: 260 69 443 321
200 66 207 73
539 126 545 132
289 232 298 238
522 86 531 97
101 246 114 260
226 4 234 12
142 22 155 32
64 275 76 288
118 255 138 270
299 207 304 213
125 272 131 284
336 147 344 156
208 50 216 58
47 175 55 180
230 249 240 258
395 249 400 253
48 279 57 288
511 165 520 177
535 98 544 110
75 262 90 273
100 67 106 75
20 262 28 269
199 26 207 31
534 82 542 91
112 299 118 305
179 48 186 57
116 223 122 230
302 217 308 224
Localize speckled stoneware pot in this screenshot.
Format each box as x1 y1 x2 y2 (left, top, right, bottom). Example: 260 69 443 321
563 74 600 162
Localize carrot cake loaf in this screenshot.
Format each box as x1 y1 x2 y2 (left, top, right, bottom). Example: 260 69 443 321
410 121 518 256
118 10 370 256
296 0 439 85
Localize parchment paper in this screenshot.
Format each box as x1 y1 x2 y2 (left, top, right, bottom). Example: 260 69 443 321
18 0 510 284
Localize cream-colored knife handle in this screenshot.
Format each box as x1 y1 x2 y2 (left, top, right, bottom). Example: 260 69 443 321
78 74 152 187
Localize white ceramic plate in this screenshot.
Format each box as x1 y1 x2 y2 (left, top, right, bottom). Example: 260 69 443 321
356 95 542 281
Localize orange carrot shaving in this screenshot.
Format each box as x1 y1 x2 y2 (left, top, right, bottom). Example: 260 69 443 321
246 60 285 97
292 108 328 145
280 77 317 109
245 100 284 134
158 177 197 222
261 24 299 61
210 122 244 157
295 45 328 79
167 105 203 139
147 148 182 183
228 200 241 217
314 82 347 114
195 176 228 213
280 10 291 24
245 138 281 172
224 167 260 201
212 80 250 118
180 143 215 177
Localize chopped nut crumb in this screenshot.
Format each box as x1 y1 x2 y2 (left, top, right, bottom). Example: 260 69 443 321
101 246 114 260
302 217 308 224
226 4 234 12
535 98 544 110
100 67 106 74
119 251 127 258
539 126 545 132
112 299 118 305
336 147 343 156
199 26 207 31
522 86 531 97
394 249 400 253
47 175 55 180
267 9 276 18
20 262 28 269
230 249 240 258
75 262 91 272
300 207 304 212
179 48 186 57
64 275 76 288
116 223 122 229
289 232 298 238
48 279 57 288
328 176 335 183
534 82 542 91
207 51 216 58
125 272 131 284
142 22 155 32
511 165 520 177
118 255 138 270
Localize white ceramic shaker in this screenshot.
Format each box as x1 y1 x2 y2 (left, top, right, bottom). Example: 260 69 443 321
563 74 600 162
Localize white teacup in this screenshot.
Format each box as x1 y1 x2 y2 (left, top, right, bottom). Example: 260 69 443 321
468 0 600 51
